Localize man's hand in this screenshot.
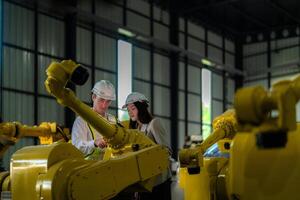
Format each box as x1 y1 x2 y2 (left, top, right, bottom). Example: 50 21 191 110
94 138 107 148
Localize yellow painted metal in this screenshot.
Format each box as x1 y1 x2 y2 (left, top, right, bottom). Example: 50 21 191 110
3 59 171 200
45 60 154 149
10 143 168 200
229 125 300 200
0 171 10 191
0 60 171 199
11 143 84 200
179 75 300 200
0 122 69 157
179 157 228 200
120 120 130 129
217 139 231 153
179 110 237 168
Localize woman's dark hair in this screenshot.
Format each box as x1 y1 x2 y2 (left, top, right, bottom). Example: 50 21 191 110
129 101 153 129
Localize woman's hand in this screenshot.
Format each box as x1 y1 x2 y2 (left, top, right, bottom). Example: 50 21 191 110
94 138 107 148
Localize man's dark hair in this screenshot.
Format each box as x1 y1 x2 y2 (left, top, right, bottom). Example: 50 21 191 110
129 101 153 129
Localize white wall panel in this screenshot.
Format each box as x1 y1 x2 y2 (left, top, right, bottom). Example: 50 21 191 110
187 21 204 39
154 22 169 42
179 33 185 49
271 47 299 67
188 65 201 94
225 52 235 68
154 85 170 117
244 54 267 76
2 91 35 169
133 47 150 80
243 42 267 56
271 37 299 50
4 2 34 49
179 17 185 31
3 91 34 124
227 78 235 103
95 34 117 72
77 0 92 12
153 6 169 24
76 27 92 65
154 54 170 86
38 97 64 125
38 14 65 57
96 1 123 24
212 100 223 121
127 0 150 16
212 73 223 99
188 123 201 136
3 47 34 92
271 65 300 77
188 37 205 56
208 31 222 47
188 94 201 122
208 45 223 64
127 12 150 35
225 39 235 53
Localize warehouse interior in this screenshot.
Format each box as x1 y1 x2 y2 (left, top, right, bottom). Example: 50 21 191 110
1 0 300 199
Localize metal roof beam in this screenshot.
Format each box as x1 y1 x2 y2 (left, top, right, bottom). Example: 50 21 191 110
181 0 239 14
229 4 270 30
267 0 300 25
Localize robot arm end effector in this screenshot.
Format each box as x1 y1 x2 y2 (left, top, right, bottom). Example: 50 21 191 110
234 75 300 148
45 60 89 98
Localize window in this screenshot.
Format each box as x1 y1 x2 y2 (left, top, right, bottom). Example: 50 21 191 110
202 69 211 139
117 40 132 120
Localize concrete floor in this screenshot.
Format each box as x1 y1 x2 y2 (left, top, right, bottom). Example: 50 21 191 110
171 175 184 200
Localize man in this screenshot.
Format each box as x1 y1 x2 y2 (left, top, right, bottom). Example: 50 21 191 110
72 80 117 159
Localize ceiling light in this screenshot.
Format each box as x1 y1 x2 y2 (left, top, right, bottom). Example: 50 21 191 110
201 58 215 67
118 28 136 37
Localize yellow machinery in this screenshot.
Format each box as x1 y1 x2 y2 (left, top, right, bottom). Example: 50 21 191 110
0 121 70 155
0 121 70 192
4 60 169 200
179 75 300 200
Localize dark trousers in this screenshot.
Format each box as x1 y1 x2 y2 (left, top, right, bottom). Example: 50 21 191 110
137 179 172 200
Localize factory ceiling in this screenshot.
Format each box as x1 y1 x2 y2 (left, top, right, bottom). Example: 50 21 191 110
155 0 300 41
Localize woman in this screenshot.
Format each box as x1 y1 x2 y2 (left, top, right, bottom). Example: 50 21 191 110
122 92 172 200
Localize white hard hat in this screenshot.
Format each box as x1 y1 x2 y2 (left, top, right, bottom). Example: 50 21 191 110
91 80 116 100
122 92 149 109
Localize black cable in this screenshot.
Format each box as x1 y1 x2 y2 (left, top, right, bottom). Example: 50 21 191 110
57 126 69 142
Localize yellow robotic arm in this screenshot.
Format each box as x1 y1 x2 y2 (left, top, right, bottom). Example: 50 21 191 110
179 75 300 200
0 121 69 157
8 60 169 200
179 109 237 170
45 60 154 149
235 75 300 148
